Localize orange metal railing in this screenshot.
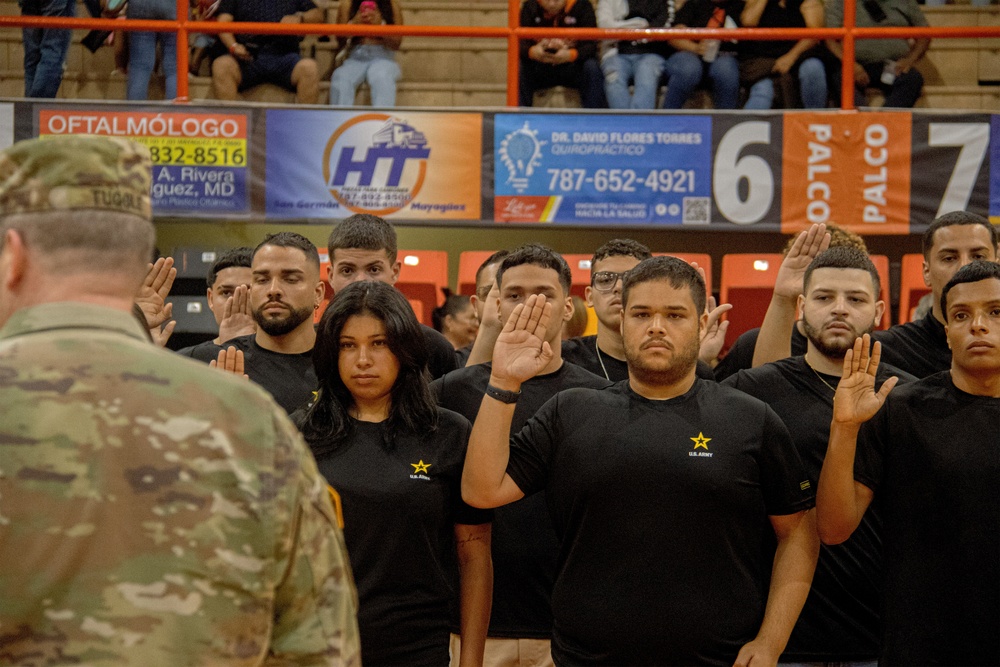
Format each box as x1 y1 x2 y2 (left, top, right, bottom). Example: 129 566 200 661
4 0 1000 110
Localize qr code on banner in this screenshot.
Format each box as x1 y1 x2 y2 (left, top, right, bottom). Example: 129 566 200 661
683 197 710 224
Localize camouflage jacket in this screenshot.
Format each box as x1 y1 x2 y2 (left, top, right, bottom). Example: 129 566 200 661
0 303 360 667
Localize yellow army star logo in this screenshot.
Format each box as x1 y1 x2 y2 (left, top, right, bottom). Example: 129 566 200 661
411 460 431 474
690 433 711 450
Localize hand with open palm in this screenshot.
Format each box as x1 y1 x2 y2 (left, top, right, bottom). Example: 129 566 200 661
490 294 553 389
833 334 898 426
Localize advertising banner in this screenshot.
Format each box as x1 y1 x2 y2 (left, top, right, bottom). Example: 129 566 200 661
264 109 482 220
493 114 712 225
18 102 997 233
36 108 250 215
781 112 912 235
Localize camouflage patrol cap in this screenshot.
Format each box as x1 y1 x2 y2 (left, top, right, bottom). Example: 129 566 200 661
0 135 152 219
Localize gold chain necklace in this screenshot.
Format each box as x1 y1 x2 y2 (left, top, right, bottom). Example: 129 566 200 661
804 355 839 394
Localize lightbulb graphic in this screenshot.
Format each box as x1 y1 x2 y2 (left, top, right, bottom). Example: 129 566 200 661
498 122 545 193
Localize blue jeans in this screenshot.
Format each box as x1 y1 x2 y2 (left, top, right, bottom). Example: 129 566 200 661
127 0 178 100
662 50 740 109
601 52 666 110
19 0 75 98
745 56 828 109
330 43 401 107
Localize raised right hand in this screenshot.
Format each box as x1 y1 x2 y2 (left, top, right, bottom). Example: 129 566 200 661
490 294 553 388
773 222 830 300
218 284 256 344
833 334 897 425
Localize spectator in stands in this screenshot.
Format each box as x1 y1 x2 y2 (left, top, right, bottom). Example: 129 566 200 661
520 0 606 108
211 0 323 104
824 0 929 107
432 289 479 350
189 0 222 75
740 0 828 109
127 0 177 100
19 0 75 97
662 0 743 109
597 0 675 110
330 0 404 107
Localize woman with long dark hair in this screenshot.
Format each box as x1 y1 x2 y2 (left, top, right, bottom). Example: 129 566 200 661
300 280 492 667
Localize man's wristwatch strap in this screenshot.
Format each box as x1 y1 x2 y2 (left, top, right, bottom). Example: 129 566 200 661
485 383 521 404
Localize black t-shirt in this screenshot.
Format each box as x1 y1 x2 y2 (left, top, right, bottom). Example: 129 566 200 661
505 380 814 665
724 356 915 662
561 335 629 382
454 343 472 367
855 372 1000 666
309 410 492 666
217 0 317 54
184 334 315 414
421 324 459 381
563 334 717 383
431 361 611 638
871 312 951 379
714 326 808 382
740 0 804 58
616 0 678 56
675 0 745 53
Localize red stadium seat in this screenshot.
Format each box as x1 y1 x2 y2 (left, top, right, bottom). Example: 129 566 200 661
898 254 930 324
561 254 594 298
315 251 334 323
408 299 425 323
396 250 449 326
458 250 500 295
719 253 784 352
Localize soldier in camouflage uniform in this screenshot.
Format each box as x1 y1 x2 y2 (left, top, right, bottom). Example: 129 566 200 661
0 135 361 666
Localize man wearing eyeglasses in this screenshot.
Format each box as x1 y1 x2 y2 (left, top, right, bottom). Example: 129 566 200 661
563 239 723 382
561 239 651 381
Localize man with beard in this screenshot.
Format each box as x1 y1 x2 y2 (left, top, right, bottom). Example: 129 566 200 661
188 232 325 413
462 256 819 665
723 247 915 664
753 213 999 379
817 260 1000 665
